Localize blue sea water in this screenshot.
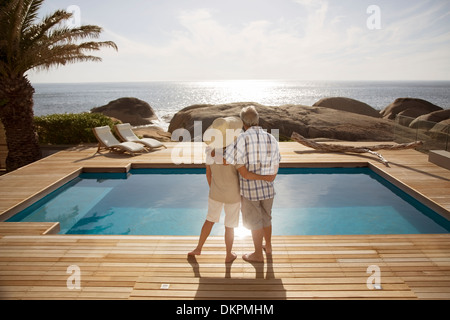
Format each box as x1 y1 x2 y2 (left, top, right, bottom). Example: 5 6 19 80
32 80 450 130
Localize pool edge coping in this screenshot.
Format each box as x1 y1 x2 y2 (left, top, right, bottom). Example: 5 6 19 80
369 163 450 221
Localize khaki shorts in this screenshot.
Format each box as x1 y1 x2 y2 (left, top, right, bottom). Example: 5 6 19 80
206 198 240 228
241 197 274 231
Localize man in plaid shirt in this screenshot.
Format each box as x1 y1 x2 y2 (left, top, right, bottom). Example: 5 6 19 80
225 106 281 263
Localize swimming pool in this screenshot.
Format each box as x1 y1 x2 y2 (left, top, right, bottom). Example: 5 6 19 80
7 168 450 235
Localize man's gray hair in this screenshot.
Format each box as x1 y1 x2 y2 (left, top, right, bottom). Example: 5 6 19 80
240 105 259 127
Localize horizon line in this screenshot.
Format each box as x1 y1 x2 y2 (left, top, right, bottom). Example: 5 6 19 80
30 79 450 85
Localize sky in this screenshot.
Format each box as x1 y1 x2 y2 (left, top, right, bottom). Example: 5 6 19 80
27 0 450 83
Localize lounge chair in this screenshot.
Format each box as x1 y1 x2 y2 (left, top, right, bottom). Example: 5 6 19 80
114 123 166 150
93 126 146 156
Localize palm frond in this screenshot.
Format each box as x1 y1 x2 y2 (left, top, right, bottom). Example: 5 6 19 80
44 25 103 46
0 0 22 54
21 0 45 35
24 10 73 45
0 0 118 78
29 40 117 71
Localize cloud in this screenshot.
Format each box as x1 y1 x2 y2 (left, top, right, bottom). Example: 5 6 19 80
103 8 297 80
294 0 329 29
144 6 344 79
101 2 450 81
28 0 450 82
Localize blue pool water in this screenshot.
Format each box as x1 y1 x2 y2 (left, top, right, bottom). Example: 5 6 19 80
7 168 450 235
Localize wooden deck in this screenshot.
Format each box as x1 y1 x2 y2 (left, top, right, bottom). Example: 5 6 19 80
1 233 450 300
0 142 449 300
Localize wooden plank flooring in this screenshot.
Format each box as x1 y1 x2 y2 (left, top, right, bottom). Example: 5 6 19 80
0 142 449 300
1 233 449 300
0 222 60 235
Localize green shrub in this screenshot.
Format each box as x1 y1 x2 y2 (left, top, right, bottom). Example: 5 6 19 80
34 113 120 145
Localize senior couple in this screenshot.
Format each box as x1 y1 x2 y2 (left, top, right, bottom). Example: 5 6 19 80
188 106 281 263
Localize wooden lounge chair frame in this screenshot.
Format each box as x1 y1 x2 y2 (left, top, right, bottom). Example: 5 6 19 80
93 126 146 156
114 123 167 151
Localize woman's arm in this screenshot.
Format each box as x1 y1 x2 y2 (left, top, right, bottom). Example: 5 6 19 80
206 165 212 187
237 166 277 182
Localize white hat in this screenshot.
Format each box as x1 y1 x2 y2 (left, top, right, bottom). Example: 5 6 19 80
203 117 243 149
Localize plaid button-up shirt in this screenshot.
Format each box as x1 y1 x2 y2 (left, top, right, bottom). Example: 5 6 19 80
225 126 281 201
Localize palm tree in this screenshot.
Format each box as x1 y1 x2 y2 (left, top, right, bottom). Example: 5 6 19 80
0 0 118 171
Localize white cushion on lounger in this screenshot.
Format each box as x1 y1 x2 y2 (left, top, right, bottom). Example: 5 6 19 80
115 123 166 149
93 126 146 155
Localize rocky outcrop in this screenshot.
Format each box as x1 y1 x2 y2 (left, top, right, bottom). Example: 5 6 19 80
380 98 442 120
313 97 381 118
91 98 159 126
430 119 450 135
133 125 172 142
91 96 447 144
169 102 394 142
380 99 449 148
410 110 450 136
409 109 450 128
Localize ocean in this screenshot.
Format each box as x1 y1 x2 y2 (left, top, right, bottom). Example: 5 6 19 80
32 80 450 130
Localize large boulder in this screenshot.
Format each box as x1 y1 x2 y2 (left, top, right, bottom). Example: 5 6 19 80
409 109 450 136
169 102 394 142
430 119 450 135
91 97 159 126
313 97 381 118
409 109 450 127
380 98 442 120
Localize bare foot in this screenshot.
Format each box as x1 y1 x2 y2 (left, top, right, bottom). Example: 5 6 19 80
225 252 237 263
263 244 272 254
242 252 264 263
188 248 201 256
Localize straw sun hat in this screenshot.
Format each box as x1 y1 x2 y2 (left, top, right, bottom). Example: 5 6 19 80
203 117 243 149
